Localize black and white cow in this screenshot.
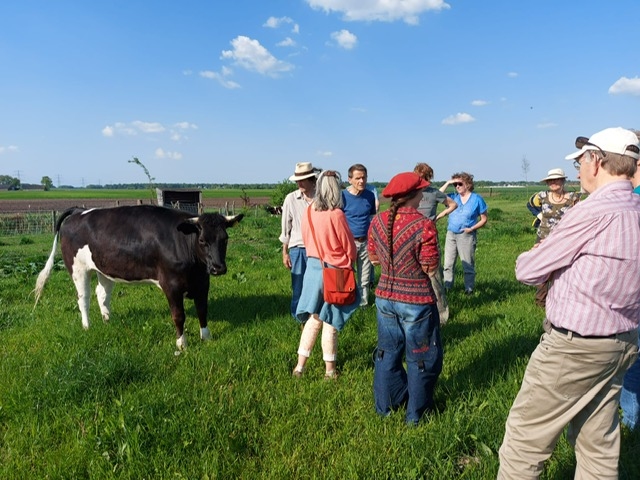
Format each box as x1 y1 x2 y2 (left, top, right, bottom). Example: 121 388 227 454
34 205 243 350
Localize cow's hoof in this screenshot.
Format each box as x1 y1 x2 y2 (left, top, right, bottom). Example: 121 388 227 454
176 335 187 351
200 327 211 341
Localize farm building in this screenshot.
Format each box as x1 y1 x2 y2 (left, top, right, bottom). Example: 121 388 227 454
155 188 203 214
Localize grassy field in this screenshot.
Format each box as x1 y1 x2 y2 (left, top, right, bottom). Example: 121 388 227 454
1 188 639 479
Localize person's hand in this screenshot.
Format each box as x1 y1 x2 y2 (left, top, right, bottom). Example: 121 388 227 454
283 252 292 269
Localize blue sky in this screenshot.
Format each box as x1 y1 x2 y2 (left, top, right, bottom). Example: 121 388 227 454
1 0 639 187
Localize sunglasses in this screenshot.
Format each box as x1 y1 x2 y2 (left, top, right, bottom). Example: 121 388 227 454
452 182 464 187
575 137 607 159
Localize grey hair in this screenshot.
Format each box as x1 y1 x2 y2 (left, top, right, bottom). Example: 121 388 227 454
314 170 343 211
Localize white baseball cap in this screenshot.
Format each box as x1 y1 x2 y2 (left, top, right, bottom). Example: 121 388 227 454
565 127 640 161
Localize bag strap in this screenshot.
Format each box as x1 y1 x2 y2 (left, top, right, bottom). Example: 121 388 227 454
307 206 327 270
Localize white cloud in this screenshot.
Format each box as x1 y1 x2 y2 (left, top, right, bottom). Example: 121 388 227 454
264 16 300 34
536 122 558 129
507 71 518 78
200 69 241 89
182 70 193 76
102 122 137 137
608 76 640 96
0 145 19 154
132 121 165 134
103 121 197 142
330 29 358 50
306 0 450 25
169 122 198 142
173 122 198 130
441 113 475 125
471 99 488 106
221 36 294 77
277 37 296 47
155 148 183 160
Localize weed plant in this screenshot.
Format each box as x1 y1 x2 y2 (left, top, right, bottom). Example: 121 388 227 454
1 191 639 479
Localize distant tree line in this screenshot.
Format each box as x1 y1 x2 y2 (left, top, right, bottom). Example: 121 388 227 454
1 173 563 193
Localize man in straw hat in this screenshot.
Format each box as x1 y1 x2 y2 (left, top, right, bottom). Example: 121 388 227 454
279 162 321 319
499 127 640 479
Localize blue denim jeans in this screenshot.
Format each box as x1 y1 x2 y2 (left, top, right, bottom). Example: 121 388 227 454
621 328 640 430
373 298 443 425
289 247 307 318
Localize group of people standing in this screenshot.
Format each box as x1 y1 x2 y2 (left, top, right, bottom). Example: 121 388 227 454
280 161 488 424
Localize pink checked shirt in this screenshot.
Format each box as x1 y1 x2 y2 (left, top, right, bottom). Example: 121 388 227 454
516 180 640 336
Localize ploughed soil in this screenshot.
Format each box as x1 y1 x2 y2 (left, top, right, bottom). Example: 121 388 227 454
0 197 272 213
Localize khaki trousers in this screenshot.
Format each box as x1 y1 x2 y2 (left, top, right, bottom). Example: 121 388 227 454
498 326 638 480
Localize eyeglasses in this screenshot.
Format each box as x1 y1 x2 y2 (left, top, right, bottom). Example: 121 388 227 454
452 182 464 187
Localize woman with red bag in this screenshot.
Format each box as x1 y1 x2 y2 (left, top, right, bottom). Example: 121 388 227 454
368 172 443 425
292 170 359 380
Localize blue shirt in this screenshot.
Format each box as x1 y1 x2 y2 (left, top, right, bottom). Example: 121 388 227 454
446 192 488 233
341 189 376 237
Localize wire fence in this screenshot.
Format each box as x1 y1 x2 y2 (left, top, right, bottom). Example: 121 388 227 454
0 202 276 236
0 211 58 236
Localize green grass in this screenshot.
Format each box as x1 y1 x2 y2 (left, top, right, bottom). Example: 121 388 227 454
1 191 639 479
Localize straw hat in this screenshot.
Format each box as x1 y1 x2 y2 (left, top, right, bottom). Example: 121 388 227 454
289 162 319 181
540 168 567 182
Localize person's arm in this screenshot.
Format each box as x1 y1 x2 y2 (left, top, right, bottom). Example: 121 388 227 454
439 179 454 193
516 213 593 285
419 220 440 274
435 196 457 222
462 212 487 234
279 196 293 269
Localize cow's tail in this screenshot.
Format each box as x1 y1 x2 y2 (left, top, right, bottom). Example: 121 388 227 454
33 207 84 307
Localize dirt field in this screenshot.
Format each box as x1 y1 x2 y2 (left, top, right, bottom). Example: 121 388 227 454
0 197 272 213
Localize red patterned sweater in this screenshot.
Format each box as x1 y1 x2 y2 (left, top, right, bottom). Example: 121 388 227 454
367 206 439 304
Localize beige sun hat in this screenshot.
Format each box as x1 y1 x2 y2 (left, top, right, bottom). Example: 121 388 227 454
289 162 319 182
540 168 567 182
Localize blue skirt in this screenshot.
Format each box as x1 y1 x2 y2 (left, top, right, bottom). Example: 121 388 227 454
295 257 360 331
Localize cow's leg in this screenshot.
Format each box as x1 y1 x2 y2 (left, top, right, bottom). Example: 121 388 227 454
71 263 92 330
167 293 187 350
95 273 115 322
193 291 211 341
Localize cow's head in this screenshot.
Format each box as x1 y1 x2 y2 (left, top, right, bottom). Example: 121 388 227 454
177 213 244 275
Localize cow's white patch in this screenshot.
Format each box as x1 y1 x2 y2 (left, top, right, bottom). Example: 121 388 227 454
200 327 211 341
71 245 161 329
176 334 187 350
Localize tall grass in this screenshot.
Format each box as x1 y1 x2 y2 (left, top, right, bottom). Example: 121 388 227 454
1 192 639 479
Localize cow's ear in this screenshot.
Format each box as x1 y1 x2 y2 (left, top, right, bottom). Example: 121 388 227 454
225 213 244 227
177 219 200 235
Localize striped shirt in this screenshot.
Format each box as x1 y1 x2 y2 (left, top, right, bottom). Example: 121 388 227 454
516 180 640 336
279 189 312 249
367 207 439 304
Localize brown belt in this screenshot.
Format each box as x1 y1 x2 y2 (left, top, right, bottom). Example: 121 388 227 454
354 236 367 242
